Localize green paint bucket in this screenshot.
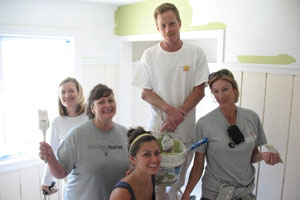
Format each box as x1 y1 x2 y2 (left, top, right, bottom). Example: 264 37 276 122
156 136 186 186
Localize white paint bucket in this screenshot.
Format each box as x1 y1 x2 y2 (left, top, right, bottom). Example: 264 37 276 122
156 137 186 186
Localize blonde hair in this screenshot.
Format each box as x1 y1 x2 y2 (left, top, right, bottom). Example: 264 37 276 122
208 69 239 103
58 77 86 116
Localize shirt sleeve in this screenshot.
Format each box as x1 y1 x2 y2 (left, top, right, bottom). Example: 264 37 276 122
132 51 152 90
57 130 77 174
194 46 210 87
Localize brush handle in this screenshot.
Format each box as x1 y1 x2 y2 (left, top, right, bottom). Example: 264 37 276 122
188 138 208 151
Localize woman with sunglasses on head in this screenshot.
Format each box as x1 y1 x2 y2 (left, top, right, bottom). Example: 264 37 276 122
110 127 161 200
182 69 282 200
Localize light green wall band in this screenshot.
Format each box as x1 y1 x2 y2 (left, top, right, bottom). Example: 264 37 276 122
114 0 226 36
237 54 296 65
115 0 295 65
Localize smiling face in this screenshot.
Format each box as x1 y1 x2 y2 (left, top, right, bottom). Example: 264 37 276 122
156 10 181 48
131 140 161 175
91 94 116 121
211 78 238 109
59 81 79 111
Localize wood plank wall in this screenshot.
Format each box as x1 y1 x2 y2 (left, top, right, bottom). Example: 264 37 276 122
0 165 62 200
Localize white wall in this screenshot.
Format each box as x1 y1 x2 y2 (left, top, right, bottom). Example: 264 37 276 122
118 1 300 199
0 1 121 199
0 0 121 80
190 0 300 63
1 0 300 199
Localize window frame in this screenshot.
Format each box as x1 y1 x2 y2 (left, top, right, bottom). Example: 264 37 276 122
0 25 82 172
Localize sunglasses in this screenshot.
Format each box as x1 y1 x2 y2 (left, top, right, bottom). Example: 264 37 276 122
208 69 233 81
227 125 245 148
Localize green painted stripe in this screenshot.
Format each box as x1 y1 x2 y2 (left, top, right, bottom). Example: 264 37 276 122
114 0 226 36
237 54 296 64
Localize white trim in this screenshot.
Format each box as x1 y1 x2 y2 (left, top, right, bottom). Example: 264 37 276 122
222 62 300 75
0 155 43 174
119 30 224 65
81 57 120 65
119 29 224 41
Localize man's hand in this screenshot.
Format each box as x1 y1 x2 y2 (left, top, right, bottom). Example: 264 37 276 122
160 107 186 132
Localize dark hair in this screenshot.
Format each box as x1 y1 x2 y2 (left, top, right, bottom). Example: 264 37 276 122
128 127 157 156
86 84 113 119
208 69 240 103
154 3 181 24
58 77 86 116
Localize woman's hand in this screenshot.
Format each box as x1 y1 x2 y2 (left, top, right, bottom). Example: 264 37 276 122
262 152 283 165
39 142 55 162
39 142 68 179
41 185 51 194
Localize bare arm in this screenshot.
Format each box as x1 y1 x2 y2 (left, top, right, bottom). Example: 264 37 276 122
182 152 205 200
141 89 185 131
110 188 132 200
161 83 205 132
39 142 68 179
142 83 205 132
180 83 205 114
251 147 282 164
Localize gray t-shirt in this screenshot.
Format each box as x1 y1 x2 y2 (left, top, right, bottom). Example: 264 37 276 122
195 107 267 198
57 120 130 200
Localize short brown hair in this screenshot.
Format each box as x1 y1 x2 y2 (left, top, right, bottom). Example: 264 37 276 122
154 3 181 24
86 84 113 119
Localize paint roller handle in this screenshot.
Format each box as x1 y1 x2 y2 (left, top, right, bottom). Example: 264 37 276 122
188 138 208 151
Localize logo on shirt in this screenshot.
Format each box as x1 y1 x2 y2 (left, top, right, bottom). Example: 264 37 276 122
88 144 123 150
182 65 190 72
245 132 257 143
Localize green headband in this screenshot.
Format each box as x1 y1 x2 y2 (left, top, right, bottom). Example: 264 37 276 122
129 133 152 154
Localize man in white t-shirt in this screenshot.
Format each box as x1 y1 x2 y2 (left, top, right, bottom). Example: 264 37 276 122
132 3 209 200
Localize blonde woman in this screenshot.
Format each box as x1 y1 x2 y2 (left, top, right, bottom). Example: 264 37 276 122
41 77 88 195
182 69 282 200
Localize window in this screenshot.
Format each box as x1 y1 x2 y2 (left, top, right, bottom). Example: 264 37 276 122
0 35 75 158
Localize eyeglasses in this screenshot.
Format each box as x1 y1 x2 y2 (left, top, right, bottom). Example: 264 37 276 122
208 69 233 81
227 125 245 148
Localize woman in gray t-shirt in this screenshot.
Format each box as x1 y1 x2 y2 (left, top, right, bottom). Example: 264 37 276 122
182 69 282 200
39 83 130 200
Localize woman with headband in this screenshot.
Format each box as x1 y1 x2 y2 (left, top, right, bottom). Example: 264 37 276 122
110 127 161 200
182 69 282 200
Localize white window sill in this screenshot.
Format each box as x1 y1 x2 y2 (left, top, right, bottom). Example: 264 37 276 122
0 153 44 174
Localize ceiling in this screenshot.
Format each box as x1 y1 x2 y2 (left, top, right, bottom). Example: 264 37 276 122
83 0 147 6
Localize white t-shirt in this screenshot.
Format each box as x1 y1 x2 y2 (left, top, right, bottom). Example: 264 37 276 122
42 113 88 185
132 42 209 143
